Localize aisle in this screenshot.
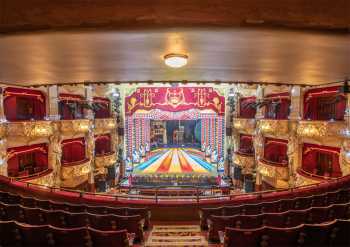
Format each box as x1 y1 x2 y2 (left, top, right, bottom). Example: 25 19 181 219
145 225 208 247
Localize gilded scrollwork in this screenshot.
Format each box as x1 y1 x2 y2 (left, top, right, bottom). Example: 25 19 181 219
94 118 117 133
257 119 289 136
60 119 91 133
7 121 53 138
233 153 255 174
0 124 7 139
61 160 91 181
232 118 256 134
257 159 289 181
95 153 117 169
24 170 55 187
297 121 346 139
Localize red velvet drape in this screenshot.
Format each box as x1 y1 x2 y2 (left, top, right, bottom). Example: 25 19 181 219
303 86 345 120
61 137 86 164
263 137 288 164
95 134 112 156
7 143 48 177
59 94 85 120
239 96 256 118
264 92 290 120
302 143 342 178
239 134 254 154
3 87 46 121
93 97 110 119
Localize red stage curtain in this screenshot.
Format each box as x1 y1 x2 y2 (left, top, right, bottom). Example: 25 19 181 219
303 86 345 120
239 96 256 118
3 87 46 121
7 143 48 177
59 94 85 120
263 137 288 164
239 134 254 154
95 134 112 156
93 97 110 119
302 143 342 178
61 137 86 164
265 92 290 120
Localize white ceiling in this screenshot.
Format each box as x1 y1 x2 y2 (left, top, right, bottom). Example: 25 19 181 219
0 27 349 86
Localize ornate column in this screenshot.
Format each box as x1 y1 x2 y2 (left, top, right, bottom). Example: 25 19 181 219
85 86 95 191
48 85 60 120
254 85 264 189
0 89 7 176
288 86 302 187
48 123 62 187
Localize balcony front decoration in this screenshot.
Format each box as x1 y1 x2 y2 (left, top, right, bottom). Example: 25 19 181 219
94 118 116 133
0 123 7 138
95 153 117 169
20 169 55 187
297 121 346 140
233 152 255 174
232 118 256 134
60 159 91 187
257 119 290 136
7 121 54 138
60 119 91 133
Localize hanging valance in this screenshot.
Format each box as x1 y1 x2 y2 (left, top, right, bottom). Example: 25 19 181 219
239 134 254 154
239 96 256 119
264 92 290 119
95 134 112 156
93 97 110 118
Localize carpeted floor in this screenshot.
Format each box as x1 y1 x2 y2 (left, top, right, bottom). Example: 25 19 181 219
145 225 208 247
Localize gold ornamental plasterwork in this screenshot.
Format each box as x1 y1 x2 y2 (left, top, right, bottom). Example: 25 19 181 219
23 170 55 187
233 152 255 174
257 159 289 181
61 160 91 181
94 118 117 133
0 124 7 138
6 121 53 138
60 119 91 133
295 170 321 187
297 121 346 140
232 118 256 134
257 119 290 136
95 153 117 169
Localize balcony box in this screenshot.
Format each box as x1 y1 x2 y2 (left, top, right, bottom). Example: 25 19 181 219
60 119 91 134
7 121 53 138
257 158 289 186
60 159 91 188
295 168 337 187
232 118 256 135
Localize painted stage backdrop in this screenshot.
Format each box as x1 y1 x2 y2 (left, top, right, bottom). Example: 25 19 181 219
124 87 225 159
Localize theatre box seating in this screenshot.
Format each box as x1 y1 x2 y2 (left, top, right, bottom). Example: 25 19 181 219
200 186 350 245
0 190 151 246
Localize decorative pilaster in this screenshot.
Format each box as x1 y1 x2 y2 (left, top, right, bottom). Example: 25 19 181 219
48 85 59 120
340 93 350 176
48 123 62 187
85 86 95 191
255 85 265 119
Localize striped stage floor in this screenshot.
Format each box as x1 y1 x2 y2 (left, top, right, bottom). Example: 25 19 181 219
133 148 217 175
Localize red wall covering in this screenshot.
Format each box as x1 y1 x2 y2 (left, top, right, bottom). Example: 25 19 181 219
3 87 46 121
303 86 346 120
61 138 86 165
264 92 290 120
239 134 254 154
239 96 256 118
95 134 112 156
302 143 342 178
263 137 288 164
7 143 48 177
93 97 110 119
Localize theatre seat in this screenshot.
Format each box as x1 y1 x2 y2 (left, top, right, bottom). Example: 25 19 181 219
89 227 129 247
50 225 92 247
329 219 350 246
18 222 54 246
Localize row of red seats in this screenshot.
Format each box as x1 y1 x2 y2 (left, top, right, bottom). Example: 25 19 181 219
0 220 132 247
223 219 350 247
0 190 151 228
208 202 350 241
0 201 144 242
200 188 350 229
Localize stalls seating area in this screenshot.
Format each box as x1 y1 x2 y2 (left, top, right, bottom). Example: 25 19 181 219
200 186 350 244
0 190 151 245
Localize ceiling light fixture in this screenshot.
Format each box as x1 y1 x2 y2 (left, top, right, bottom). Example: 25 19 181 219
164 53 188 68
